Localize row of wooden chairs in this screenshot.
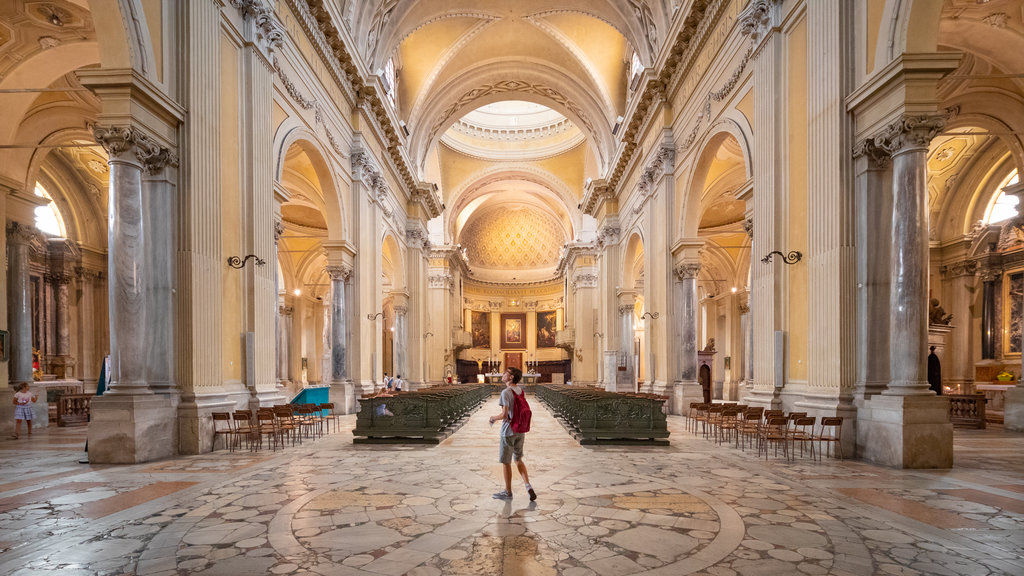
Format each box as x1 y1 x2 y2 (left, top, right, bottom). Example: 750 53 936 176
212 403 341 452
686 402 843 461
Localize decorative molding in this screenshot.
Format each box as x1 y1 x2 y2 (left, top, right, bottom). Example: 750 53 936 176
634 143 676 213
738 0 781 43
350 150 393 217
675 262 701 280
677 45 754 155
618 304 635 315
738 303 750 314
325 264 352 281
6 221 44 248
982 12 1008 28
940 260 978 279
571 272 598 292
852 137 892 169
742 217 753 239
980 268 1002 283
428 273 453 289
875 109 957 154
279 305 294 316
271 57 349 159
230 0 285 52
273 220 285 242
91 124 178 174
596 224 621 249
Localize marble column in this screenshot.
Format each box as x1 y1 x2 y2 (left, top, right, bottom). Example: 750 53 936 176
672 262 703 413
7 223 38 388
394 300 408 382
142 147 176 394
883 118 946 396
1004 181 1024 431
612 292 635 393
859 113 953 468
980 270 998 360
88 124 178 464
277 305 292 384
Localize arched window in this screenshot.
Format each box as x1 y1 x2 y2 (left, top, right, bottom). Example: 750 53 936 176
984 170 1020 225
33 183 67 237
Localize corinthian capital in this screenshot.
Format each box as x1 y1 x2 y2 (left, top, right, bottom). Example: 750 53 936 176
92 124 178 174
675 262 701 280
739 0 781 43
852 138 892 169
326 264 353 282
875 110 956 155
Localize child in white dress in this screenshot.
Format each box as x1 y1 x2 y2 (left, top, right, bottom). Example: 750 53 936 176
11 382 37 439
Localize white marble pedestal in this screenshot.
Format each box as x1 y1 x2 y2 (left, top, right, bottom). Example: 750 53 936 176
857 394 952 468
330 381 356 414
1004 387 1024 432
87 395 177 464
673 381 703 415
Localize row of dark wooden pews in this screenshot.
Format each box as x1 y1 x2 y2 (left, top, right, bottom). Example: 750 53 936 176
352 384 490 443
535 384 670 445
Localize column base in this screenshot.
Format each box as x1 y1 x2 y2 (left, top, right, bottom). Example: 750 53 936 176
248 388 289 410
178 392 241 454
1003 386 1024 432
608 369 635 393
87 393 178 464
672 381 703 415
0 388 13 436
858 394 952 468
330 380 357 414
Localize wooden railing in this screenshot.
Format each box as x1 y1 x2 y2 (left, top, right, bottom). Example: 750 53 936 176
352 384 489 443
948 394 986 429
536 384 669 444
56 394 92 427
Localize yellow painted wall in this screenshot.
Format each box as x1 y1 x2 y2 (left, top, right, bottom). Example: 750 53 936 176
786 18 808 383
541 13 628 113
735 89 754 130
398 18 480 117
220 34 242 383
142 0 163 82
866 0 886 76
272 101 289 134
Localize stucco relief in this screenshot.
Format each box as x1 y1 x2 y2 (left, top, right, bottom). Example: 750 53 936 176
460 205 567 270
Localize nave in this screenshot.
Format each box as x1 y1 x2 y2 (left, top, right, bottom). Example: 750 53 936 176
0 403 1022 575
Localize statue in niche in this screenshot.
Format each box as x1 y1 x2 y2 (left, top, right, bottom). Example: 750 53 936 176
929 298 953 326
701 338 716 353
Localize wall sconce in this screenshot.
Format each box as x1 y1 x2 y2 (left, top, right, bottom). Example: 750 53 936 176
761 250 802 265
367 312 384 321
640 312 659 320
227 254 266 268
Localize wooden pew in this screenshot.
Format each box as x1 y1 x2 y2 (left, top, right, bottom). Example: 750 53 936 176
352 384 489 443
536 384 670 445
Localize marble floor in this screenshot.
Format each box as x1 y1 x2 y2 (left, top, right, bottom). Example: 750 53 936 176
0 397 1022 576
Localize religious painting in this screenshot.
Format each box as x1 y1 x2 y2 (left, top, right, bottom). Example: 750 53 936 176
1007 271 1023 354
537 311 558 348
501 313 527 349
471 311 490 348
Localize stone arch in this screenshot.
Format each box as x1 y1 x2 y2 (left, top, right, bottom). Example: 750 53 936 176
878 0 942 66
622 230 645 291
382 232 406 292
87 0 158 77
409 61 615 174
445 166 579 244
679 126 751 239
273 124 347 242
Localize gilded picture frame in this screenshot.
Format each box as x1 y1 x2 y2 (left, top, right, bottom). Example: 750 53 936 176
501 313 527 349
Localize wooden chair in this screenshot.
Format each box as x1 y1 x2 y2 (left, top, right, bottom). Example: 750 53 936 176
737 407 763 450
686 402 703 433
232 412 256 452
691 403 710 434
274 407 300 447
255 410 278 451
759 416 789 460
703 404 724 439
718 407 741 445
817 416 844 460
790 416 817 459
320 403 340 433
212 412 234 451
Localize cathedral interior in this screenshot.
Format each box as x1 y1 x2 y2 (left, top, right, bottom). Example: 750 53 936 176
1 1 1023 574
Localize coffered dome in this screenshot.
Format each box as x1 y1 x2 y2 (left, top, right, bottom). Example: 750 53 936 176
459 203 568 282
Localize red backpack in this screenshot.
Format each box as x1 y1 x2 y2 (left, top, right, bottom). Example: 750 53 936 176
509 388 532 433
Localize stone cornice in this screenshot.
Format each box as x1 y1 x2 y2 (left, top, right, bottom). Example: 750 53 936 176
555 241 599 276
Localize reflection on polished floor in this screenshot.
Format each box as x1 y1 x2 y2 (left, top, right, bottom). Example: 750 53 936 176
0 397 1022 576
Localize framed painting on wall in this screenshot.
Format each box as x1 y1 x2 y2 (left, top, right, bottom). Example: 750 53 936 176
501 313 527 349
471 310 490 348
537 310 557 348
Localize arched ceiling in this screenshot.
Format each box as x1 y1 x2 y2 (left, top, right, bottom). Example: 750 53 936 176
357 1 671 172
458 199 570 283
698 135 746 231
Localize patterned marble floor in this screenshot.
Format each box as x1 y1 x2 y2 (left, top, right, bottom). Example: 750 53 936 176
0 396 1022 576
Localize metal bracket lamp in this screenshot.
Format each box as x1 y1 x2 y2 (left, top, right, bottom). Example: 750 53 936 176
640 312 659 320
367 312 384 321
761 250 802 265
227 254 266 268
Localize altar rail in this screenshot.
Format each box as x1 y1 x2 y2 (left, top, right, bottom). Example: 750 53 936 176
56 393 92 427
948 393 986 429
352 384 489 443
535 384 670 445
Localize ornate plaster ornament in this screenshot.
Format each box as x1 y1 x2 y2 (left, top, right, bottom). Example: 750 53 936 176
92 124 178 174
675 262 701 280
851 138 892 170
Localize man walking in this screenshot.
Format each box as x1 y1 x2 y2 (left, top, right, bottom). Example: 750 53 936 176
488 367 536 501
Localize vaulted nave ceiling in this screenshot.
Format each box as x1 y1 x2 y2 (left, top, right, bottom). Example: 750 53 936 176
340 1 675 285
